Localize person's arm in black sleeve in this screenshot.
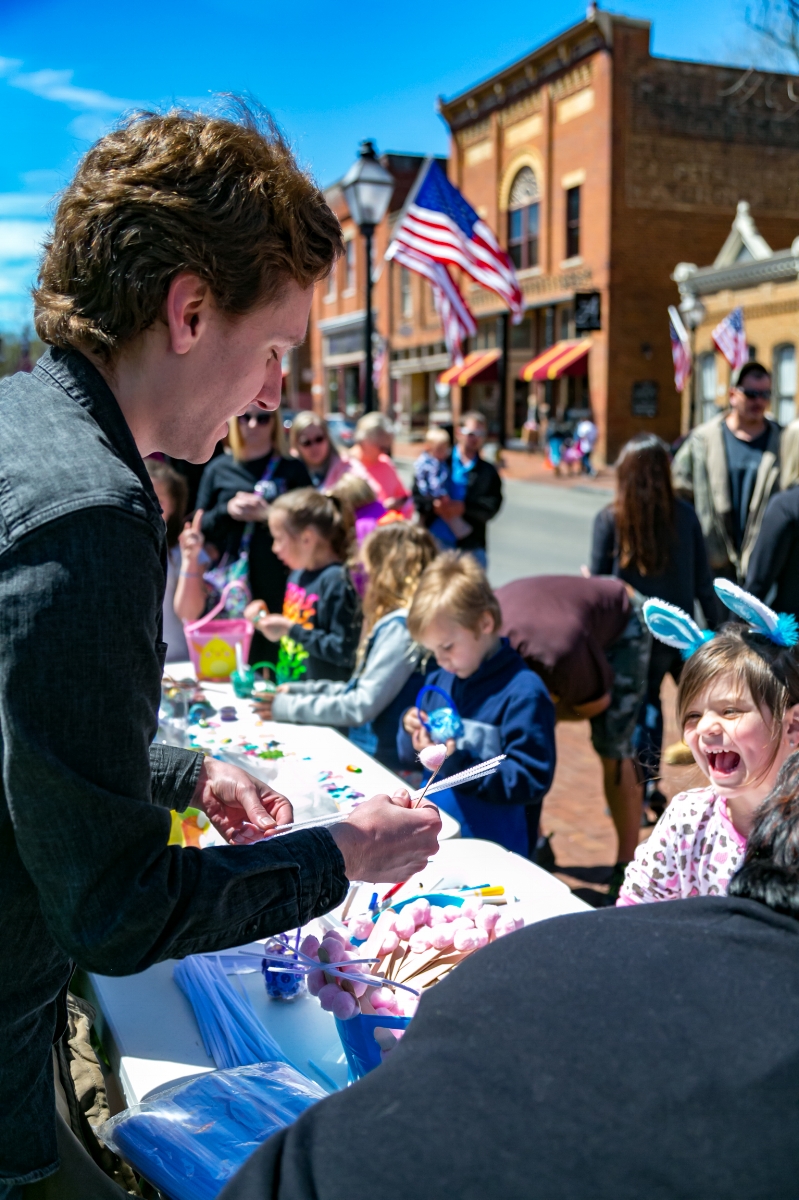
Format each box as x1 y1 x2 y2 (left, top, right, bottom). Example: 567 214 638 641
290 572 361 671
196 462 238 547
745 495 792 602
412 476 435 524
0 508 347 976
464 461 503 526
590 507 616 576
283 458 312 490
148 743 204 809
690 506 720 627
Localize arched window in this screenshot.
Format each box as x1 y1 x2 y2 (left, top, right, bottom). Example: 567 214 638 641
698 351 717 424
774 343 796 426
507 167 540 270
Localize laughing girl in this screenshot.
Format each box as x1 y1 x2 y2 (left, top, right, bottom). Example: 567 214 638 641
618 582 799 905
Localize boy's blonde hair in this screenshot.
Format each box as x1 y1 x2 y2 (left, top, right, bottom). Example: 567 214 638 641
424 427 451 449
407 551 501 641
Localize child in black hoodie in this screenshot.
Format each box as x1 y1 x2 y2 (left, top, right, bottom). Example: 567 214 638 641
250 489 360 682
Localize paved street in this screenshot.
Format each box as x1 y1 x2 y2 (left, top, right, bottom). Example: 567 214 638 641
485 477 611 587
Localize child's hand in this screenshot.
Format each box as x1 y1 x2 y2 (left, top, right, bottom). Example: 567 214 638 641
244 598 268 623
256 613 293 642
404 707 434 752
179 509 205 565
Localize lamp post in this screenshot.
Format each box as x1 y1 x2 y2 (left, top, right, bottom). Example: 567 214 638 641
341 140 394 413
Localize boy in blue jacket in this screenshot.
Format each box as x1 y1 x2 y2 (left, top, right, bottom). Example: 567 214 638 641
398 553 555 856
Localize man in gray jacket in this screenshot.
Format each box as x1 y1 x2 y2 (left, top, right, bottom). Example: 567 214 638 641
672 361 779 581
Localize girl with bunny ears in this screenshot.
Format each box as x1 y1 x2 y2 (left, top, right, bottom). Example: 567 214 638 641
618 580 799 906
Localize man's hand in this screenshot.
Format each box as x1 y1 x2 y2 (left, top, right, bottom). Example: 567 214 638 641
227 491 270 523
330 789 442 882
403 706 434 752
256 613 293 642
192 756 293 844
433 496 465 520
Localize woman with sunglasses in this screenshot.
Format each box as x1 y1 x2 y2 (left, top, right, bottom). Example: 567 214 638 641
289 411 351 490
195 407 311 664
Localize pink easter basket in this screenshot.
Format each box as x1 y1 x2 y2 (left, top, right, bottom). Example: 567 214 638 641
184 581 253 681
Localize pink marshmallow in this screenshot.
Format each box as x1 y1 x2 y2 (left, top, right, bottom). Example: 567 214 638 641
449 916 475 933
393 911 418 941
320 937 347 964
495 914 524 939
460 897 484 919
317 982 343 1012
409 898 431 924
347 917 374 942
370 987 399 1012
330 989 359 1020
443 905 463 922
399 993 419 1018
418 743 448 771
430 925 455 950
408 928 433 953
307 968 326 996
452 927 481 952
300 934 320 958
379 931 401 955
475 907 500 932
427 905 445 926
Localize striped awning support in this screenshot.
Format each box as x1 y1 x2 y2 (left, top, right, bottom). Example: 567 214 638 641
438 347 501 387
519 339 591 382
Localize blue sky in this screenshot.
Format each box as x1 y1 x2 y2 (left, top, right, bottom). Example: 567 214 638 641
0 0 773 330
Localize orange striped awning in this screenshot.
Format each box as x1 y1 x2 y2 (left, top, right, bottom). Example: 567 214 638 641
519 339 591 382
439 348 501 387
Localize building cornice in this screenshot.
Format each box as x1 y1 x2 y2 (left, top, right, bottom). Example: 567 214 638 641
676 251 799 297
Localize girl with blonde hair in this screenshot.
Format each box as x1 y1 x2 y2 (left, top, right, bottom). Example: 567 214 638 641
255 523 438 769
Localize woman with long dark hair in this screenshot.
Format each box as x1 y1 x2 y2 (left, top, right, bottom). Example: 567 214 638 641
591 433 717 813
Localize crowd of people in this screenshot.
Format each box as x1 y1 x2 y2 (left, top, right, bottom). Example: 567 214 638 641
4 105 799 1198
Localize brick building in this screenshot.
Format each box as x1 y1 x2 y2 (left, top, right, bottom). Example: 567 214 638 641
308 7 799 461
674 201 799 428
308 154 448 429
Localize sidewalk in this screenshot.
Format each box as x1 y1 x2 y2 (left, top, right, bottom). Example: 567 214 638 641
394 440 615 492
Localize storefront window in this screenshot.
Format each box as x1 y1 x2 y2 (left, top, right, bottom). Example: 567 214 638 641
774 343 796 426
507 167 540 270
698 352 717 424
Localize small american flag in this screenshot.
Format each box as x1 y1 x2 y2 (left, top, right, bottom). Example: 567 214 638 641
712 306 748 371
668 305 692 392
386 159 522 364
390 242 476 364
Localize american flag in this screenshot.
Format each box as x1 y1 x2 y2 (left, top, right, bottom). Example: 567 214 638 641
668 305 692 392
712 306 749 371
386 159 522 363
390 242 476 364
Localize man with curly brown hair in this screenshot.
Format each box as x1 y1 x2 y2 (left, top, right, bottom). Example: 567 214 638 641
0 109 441 1198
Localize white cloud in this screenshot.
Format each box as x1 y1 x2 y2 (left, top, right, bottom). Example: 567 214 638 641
10 68 137 113
0 220 49 261
0 194 53 218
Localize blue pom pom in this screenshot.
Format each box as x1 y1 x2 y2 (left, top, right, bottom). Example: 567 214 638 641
774 612 799 648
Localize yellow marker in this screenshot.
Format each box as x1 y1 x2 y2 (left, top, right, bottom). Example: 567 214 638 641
478 886 505 897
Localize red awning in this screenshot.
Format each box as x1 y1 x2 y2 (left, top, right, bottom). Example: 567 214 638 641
519 339 591 382
439 348 501 387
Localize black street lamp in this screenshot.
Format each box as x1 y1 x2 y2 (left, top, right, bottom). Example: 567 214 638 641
341 140 394 413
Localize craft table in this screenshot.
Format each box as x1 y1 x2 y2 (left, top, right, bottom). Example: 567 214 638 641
84 664 590 1108
85 841 590 1106
159 663 461 839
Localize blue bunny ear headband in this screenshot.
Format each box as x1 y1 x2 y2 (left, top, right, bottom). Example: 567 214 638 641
642 580 799 659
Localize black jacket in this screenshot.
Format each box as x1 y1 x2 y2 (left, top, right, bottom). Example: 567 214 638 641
222 897 799 1200
0 350 347 1184
746 485 799 619
591 497 718 624
413 452 502 551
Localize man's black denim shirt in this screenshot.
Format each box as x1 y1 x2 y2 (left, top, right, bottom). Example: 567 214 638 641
0 349 348 1187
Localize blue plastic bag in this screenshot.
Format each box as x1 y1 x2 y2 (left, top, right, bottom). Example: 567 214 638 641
100 1062 326 1200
